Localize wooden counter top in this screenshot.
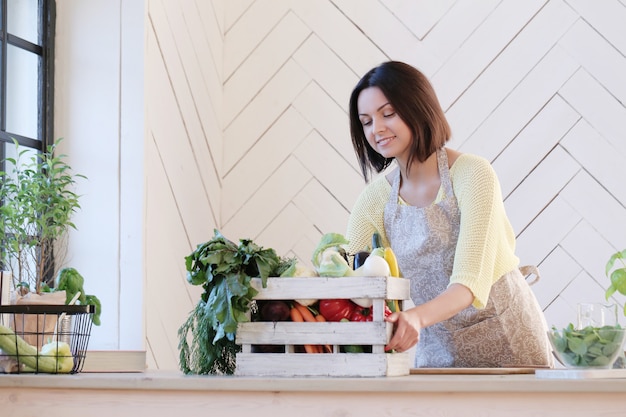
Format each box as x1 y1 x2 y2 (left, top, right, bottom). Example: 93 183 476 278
3 370 626 417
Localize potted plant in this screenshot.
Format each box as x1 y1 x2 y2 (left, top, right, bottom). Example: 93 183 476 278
605 248 626 316
0 139 100 326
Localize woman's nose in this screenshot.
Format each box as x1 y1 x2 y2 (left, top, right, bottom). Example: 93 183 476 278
372 117 385 134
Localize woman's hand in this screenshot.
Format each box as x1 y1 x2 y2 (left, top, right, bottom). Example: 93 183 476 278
384 310 422 352
385 283 474 352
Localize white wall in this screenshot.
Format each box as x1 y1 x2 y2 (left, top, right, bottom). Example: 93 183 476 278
54 0 145 350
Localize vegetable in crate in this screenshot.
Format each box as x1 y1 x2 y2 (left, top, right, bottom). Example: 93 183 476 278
279 260 319 307
178 229 291 375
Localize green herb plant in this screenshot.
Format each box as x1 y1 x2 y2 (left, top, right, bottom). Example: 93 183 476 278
178 229 291 375
550 323 626 368
605 249 626 316
0 139 85 293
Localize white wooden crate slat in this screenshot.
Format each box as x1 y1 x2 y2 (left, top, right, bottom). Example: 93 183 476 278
236 321 391 345
249 277 409 300
236 352 410 377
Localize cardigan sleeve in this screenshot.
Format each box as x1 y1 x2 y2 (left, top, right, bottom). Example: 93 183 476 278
345 175 391 256
448 154 519 308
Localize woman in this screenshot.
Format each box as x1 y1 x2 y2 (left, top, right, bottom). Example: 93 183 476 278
346 61 553 368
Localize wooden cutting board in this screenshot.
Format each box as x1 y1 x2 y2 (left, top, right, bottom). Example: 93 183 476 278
410 367 546 375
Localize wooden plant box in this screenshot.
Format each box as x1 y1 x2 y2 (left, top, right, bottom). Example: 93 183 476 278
235 276 411 377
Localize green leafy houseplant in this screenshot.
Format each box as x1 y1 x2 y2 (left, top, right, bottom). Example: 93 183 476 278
0 139 101 325
605 249 626 316
0 139 83 294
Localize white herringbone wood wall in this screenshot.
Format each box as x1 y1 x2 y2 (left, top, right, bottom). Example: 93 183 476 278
145 0 626 370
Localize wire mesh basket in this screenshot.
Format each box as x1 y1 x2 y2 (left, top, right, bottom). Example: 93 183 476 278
0 304 94 374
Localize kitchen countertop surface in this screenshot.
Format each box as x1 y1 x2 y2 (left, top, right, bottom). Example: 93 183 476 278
2 369 626 392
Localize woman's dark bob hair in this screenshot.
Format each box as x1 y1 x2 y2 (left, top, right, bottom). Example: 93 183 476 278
349 61 451 181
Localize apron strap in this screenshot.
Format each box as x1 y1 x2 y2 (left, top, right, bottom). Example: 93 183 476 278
519 265 540 286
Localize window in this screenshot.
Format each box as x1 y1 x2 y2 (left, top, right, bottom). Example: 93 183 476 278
0 0 55 160
0 0 55 278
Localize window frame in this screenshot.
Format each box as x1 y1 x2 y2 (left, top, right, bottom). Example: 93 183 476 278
0 0 55 155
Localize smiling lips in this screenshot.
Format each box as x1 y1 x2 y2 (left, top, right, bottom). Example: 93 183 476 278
376 136 395 147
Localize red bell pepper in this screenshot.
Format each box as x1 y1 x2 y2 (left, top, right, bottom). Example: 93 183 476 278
319 299 357 322
350 304 393 322
350 306 372 322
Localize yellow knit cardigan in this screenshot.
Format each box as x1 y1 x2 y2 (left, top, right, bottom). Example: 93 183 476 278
345 153 519 309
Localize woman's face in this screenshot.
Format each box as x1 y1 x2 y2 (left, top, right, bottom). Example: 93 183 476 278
357 86 412 161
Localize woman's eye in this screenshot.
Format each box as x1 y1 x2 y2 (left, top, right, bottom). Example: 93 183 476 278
383 112 395 118
361 119 372 126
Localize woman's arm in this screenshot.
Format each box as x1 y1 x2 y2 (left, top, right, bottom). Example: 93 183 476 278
385 283 474 353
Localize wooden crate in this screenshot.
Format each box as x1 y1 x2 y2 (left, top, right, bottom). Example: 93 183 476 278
235 276 411 377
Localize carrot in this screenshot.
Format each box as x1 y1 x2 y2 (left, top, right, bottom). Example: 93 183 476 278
295 303 317 323
290 306 304 322
313 310 333 353
290 306 319 353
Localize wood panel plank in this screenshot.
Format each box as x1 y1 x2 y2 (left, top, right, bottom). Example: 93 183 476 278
256 202 317 261
533 247 581 310
333 0 441 75
559 69 626 157
224 11 310 125
559 19 626 106
293 179 351 237
144 139 204 372
560 221 617 293
162 0 223 179
224 0 254 32
561 120 626 207
543 295 577 331
423 0 500 62
146 25 215 246
446 0 578 146
515 196 581 267
224 0 290 77
223 59 310 172
457 45 578 160
559 171 626 249
504 146 579 235
292 35 359 113
222 156 312 241
565 0 626 55
431 0 551 109
294 130 362 211
292 82 359 173
291 0 387 77
222 107 312 219
560 271 610 320
493 95 579 197
381 0 455 39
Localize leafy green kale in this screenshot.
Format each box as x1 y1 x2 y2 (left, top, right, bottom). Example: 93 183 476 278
178 229 290 375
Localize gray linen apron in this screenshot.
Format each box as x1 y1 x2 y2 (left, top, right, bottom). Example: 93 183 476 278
383 148 553 368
